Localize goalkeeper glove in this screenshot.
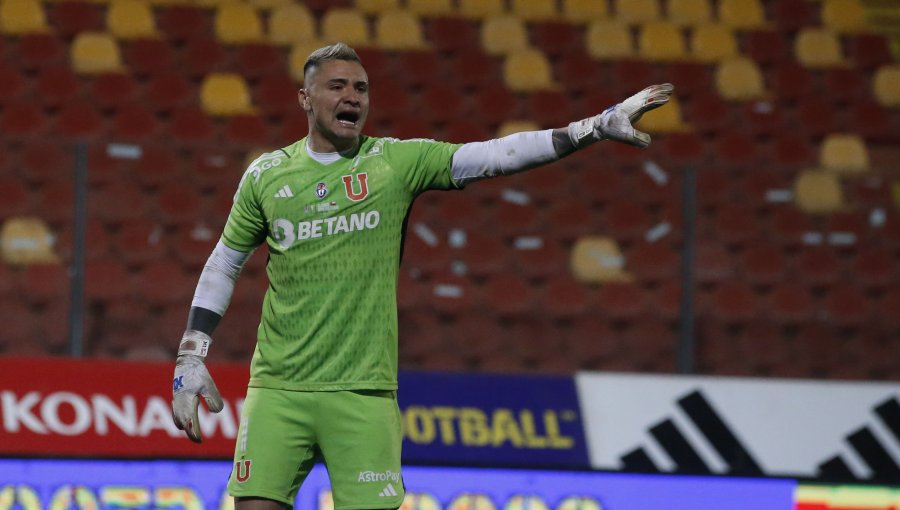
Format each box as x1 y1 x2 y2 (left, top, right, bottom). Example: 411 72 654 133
172 330 224 443
568 83 675 149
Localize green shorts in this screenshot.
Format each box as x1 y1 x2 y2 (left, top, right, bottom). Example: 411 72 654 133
227 387 404 510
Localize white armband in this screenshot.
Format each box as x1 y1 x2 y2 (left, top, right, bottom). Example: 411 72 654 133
190 240 252 315
450 129 557 186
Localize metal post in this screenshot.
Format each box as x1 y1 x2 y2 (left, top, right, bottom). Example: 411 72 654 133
677 166 696 374
68 143 88 357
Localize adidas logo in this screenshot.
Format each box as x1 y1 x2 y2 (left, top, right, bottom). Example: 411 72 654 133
274 185 294 198
378 483 398 498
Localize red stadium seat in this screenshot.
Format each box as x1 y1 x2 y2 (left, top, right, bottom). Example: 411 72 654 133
596 282 649 320
115 219 168 265
694 241 735 283
767 282 816 324
492 200 541 237
471 84 519 124
91 182 150 223
539 277 591 319
458 231 509 277
136 259 194 305
224 114 272 146
794 246 843 288
622 317 677 372
171 224 217 269
146 71 195 112
0 63 26 104
403 230 452 276
744 30 790 66
822 282 873 327
113 104 161 140
770 0 816 31
626 241 679 284
612 60 659 98
397 269 426 312
134 145 181 187
660 132 707 165
574 165 624 204
703 281 761 323
664 61 713 101
55 102 106 139
741 243 787 286
685 95 730 134
20 263 68 304
443 120 491 143
794 98 837 138
180 38 229 79
85 257 133 302
395 51 444 89
418 83 465 124
531 21 581 57
428 273 477 314
51 1 102 36
90 72 140 111
544 201 595 242
155 183 203 225
847 34 894 71
56 219 111 261
446 313 507 364
35 182 74 223
17 33 65 70
158 6 211 42
768 206 813 247
169 107 216 142
770 62 816 101
824 68 866 105
1 103 48 137
652 280 682 320
481 273 536 317
564 315 618 366
0 176 30 217
527 90 576 127
428 17 479 54
604 201 651 241
255 73 300 117
123 38 176 77
850 245 895 291
235 43 283 80
712 203 761 247
511 238 568 279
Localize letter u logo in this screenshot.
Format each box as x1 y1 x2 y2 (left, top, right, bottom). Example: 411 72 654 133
235 460 252 483
342 173 368 202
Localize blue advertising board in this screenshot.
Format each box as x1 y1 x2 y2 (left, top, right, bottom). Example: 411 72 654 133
397 370 590 469
0 459 796 510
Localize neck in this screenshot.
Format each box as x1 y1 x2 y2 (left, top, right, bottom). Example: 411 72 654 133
307 130 358 155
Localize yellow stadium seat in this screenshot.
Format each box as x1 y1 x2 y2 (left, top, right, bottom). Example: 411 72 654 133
794 28 845 69
873 65 900 107
511 0 558 21
635 96 687 133
246 0 292 11
355 0 399 14
586 19 633 60
269 4 316 46
0 0 47 35
497 120 541 137
200 73 256 116
718 0 766 30
459 0 505 19
321 8 370 46
407 0 453 17
614 0 660 24
71 32 123 74
375 10 427 50
107 0 158 39
638 21 687 61
822 0 868 33
0 217 59 266
503 48 557 92
215 3 263 44
668 0 712 26
794 170 844 214
561 0 608 24
571 236 634 284
289 40 326 83
715 57 766 101
820 134 869 175
481 15 529 56
690 23 738 62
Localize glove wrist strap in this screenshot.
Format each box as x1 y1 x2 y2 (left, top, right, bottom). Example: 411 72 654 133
178 330 212 358
567 117 599 149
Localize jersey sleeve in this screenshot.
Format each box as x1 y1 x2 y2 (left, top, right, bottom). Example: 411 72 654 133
221 168 267 252
383 138 463 195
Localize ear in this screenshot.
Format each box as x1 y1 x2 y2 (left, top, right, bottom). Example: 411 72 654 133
298 89 311 111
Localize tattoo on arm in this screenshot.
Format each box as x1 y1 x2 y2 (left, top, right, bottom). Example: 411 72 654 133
186 307 222 336
552 128 577 158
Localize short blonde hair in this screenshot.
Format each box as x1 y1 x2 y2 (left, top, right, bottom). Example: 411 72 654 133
303 42 362 80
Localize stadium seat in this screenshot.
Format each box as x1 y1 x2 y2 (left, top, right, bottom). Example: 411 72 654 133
0 0 47 34
585 20 634 60
626 241 679 284
668 0 712 26
17 33 64 70
112 104 159 140
694 240 734 283
718 0 766 30
123 38 174 77
169 107 216 142
321 8 370 46
503 48 556 92
570 235 633 283
766 282 815 324
561 0 607 23
794 28 846 69
214 3 263 44
56 102 106 139
458 0 504 19
375 10 427 50
713 203 760 247
84 257 133 302
137 259 194 305
200 73 255 116
245 0 292 12
0 103 46 137
511 0 557 21
634 96 687 133
429 273 477 314
596 282 649 319
795 246 843 288
793 97 837 139
740 243 787 287
768 206 813 247
531 21 580 56
540 277 591 319
481 273 536 317
0 63 25 104
354 0 399 14
744 29 789 66
824 67 866 104
512 237 568 279
481 15 529 56
71 32 123 74
36 66 82 108
715 57 766 101
90 72 139 110
872 65 900 107
793 170 844 214
107 0 158 39
145 71 194 111
158 6 210 42
52 1 102 37
690 24 738 62
847 34 893 70
234 43 282 80
851 245 895 290
0 216 59 266
614 0 660 24
703 281 760 323
638 21 687 61
821 0 868 33
770 0 816 32
819 134 869 175
268 3 316 46
822 282 873 327
427 17 479 54
407 0 453 17
115 219 167 265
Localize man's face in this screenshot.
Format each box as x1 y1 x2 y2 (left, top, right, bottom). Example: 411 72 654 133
300 59 369 150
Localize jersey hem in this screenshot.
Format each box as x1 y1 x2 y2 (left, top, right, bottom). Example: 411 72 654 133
334 496 404 510
248 379 398 392
228 489 294 507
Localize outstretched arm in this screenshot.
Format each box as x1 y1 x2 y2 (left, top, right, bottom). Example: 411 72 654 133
451 84 674 185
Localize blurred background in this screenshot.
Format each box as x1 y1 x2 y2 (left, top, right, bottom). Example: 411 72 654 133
2 0 899 380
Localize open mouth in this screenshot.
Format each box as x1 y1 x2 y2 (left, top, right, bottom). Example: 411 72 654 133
336 111 360 128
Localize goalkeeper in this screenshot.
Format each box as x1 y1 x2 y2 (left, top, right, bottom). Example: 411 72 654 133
172 42 672 510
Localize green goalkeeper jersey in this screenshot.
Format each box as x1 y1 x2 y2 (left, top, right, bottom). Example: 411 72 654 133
222 136 462 391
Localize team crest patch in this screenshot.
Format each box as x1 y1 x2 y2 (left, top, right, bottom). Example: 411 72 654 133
315 182 328 199
234 459 252 483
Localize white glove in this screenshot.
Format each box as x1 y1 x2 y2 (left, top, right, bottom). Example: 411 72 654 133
172 330 224 443
568 83 675 148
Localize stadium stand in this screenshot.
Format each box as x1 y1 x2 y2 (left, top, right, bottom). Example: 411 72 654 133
0 0 898 382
